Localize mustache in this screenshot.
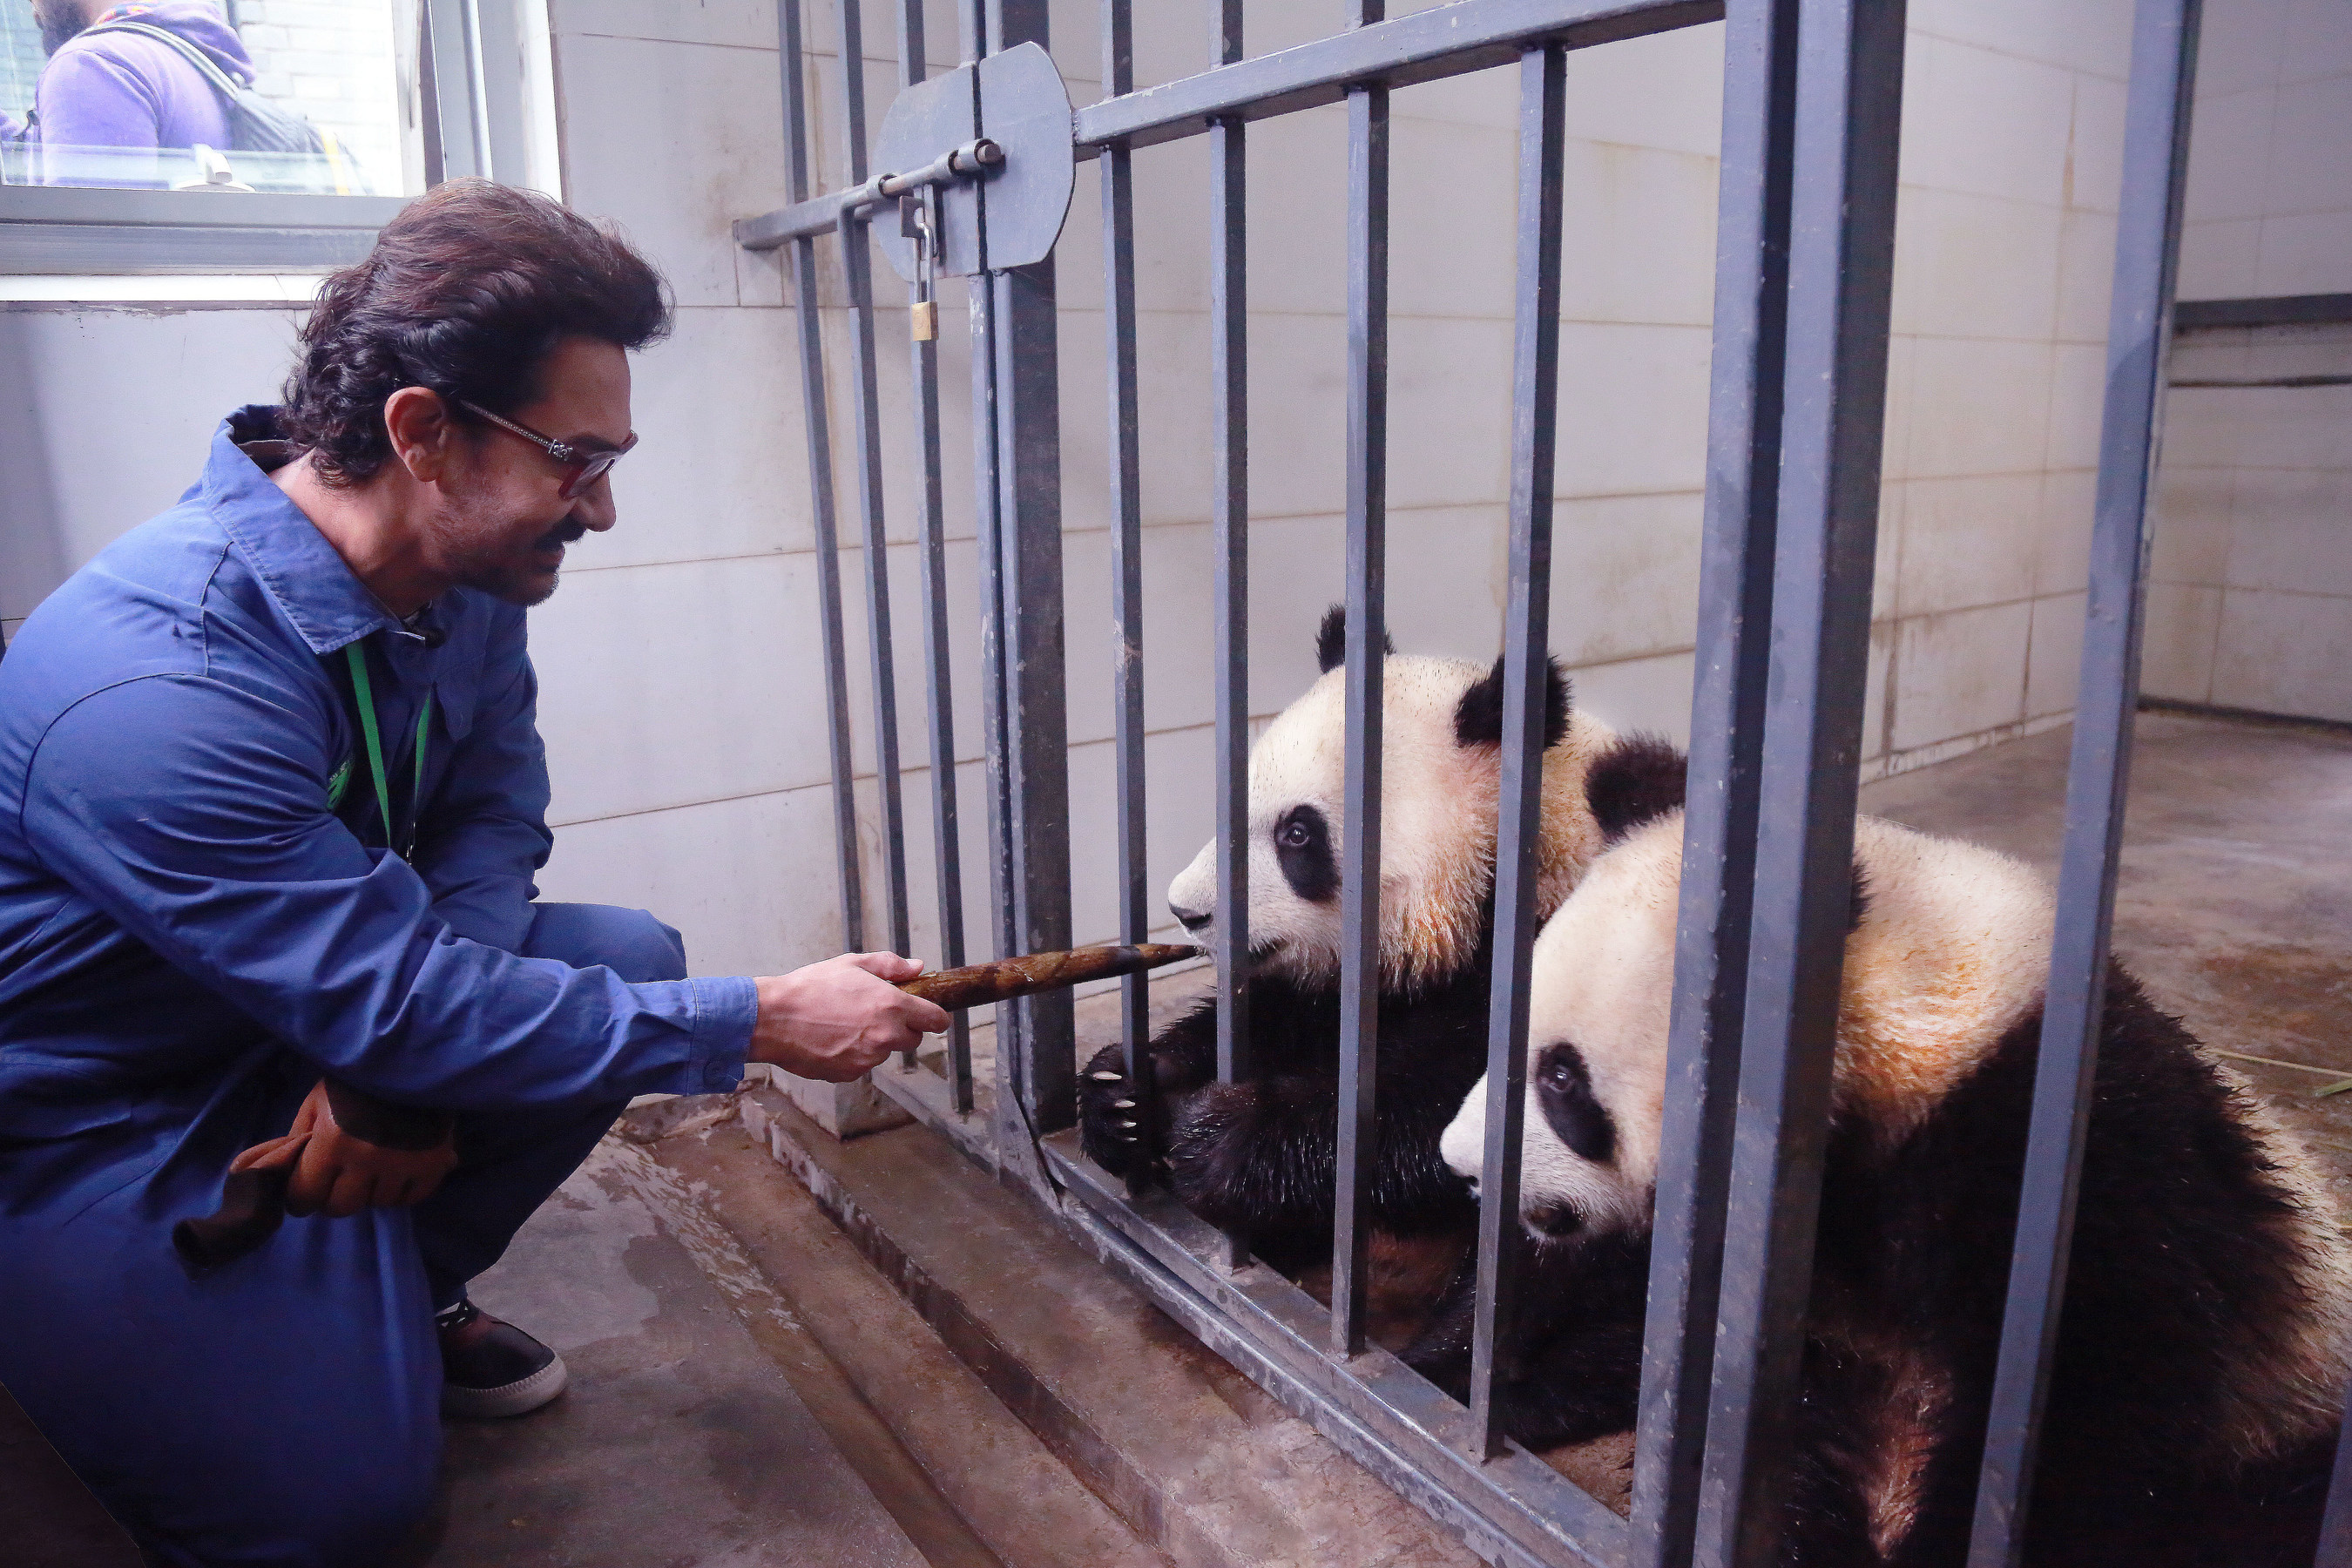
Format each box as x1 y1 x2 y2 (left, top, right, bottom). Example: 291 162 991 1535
534 516 590 551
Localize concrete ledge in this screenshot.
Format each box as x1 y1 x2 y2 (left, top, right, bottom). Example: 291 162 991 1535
733 1085 1483 1568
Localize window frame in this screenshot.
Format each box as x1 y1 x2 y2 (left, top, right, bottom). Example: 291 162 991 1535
0 0 553 275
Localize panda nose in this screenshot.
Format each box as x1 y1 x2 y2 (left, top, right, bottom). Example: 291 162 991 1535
1171 900 1212 934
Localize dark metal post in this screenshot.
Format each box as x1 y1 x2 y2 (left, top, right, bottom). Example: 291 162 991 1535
1963 3 2200 1561
1633 0 1800 1556
777 0 866 953
984 0 1078 1183
835 0 912 958
1209 0 1253 1271
1331 0 1389 1357
1101 0 1158 1190
1464 39 1566 1460
1690 2 1905 1564
896 0 975 1105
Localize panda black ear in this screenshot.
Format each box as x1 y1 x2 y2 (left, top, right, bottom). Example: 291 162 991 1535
1454 652 1571 749
1315 604 1394 674
1585 733 1686 841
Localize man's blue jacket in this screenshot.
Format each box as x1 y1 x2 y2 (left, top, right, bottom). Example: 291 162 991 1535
0 409 754 1230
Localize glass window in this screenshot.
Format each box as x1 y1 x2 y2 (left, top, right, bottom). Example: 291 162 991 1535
0 0 417 195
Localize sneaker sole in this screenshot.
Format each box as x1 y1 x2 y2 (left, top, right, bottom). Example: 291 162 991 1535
442 1352 569 1420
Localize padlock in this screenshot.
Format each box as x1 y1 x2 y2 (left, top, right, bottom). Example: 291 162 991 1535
903 190 939 343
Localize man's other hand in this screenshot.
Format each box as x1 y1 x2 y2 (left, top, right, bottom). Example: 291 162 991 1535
283 1080 460 1220
751 952 951 1082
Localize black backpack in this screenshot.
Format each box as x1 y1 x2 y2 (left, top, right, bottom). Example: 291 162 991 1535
83 20 363 193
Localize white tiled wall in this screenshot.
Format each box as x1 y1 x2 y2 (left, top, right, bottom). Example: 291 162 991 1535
2144 0 2352 724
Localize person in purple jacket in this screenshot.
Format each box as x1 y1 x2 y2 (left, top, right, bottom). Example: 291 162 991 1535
28 0 247 185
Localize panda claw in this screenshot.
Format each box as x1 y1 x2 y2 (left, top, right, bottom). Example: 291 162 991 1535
1112 1098 1137 1110
1090 1070 1124 1083
1113 1119 1138 1131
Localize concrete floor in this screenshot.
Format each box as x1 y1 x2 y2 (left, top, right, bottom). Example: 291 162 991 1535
423 1140 928 1568
10 707 2351 1566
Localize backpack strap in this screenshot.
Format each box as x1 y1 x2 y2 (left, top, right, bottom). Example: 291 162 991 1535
79 21 247 104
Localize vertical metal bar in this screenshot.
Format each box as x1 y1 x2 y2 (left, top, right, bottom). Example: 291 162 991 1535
1208 0 1252 1270
1964 3 2200 1561
777 0 866 953
985 0 1078 1185
1633 0 1800 1558
1692 2 1906 1564
1464 39 1566 1461
896 0 973 1106
423 0 490 181
835 0 912 961
896 0 925 90
1102 0 1157 1191
1331 41 1389 1360
2316 1395 2352 1566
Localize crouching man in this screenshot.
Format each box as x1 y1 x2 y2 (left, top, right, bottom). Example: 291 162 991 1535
0 179 950 1567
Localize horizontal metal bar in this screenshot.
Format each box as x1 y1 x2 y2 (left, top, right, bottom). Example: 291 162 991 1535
2170 373 2352 389
736 139 1004 249
0 222 382 274
1072 0 1720 154
1054 1200 1580 1568
0 185 407 229
2173 291 2352 329
1045 1132 1627 1568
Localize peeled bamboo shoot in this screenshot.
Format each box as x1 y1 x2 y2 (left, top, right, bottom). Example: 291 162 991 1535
897 943 1201 1011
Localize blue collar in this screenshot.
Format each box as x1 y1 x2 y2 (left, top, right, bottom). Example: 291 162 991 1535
203 405 400 657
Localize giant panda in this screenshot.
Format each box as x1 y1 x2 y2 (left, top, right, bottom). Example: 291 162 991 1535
1078 605 1684 1294
1409 801 2352 1565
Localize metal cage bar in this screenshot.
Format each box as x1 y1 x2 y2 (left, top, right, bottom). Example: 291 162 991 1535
1632 0 1799 1558
1464 37 1570 1463
1330 50 1391 1362
779 0 867 956
1690 3 1906 1565
895 0 977 1106
983 0 1078 1178
1209 0 1254 1273
1101 0 1159 1188
834 0 913 963
1962 2 2201 1561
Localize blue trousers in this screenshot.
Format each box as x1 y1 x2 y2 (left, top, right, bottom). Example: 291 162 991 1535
0 903 686 1568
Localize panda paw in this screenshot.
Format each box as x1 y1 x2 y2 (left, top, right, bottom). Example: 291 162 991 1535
1078 1043 1153 1176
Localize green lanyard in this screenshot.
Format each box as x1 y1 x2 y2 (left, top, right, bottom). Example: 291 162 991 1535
344 642 433 859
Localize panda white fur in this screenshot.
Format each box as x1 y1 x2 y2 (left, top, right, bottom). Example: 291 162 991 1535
1078 605 1685 1267
1412 807 2352 1566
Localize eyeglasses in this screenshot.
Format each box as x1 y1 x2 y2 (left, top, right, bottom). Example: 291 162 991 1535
456 399 638 499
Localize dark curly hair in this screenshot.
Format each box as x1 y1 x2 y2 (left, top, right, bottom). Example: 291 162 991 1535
281 179 672 486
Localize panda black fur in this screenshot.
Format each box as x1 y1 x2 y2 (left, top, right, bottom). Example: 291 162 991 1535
1409 802 2352 1566
1078 606 1675 1267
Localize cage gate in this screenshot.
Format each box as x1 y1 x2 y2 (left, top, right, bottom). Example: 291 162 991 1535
733 3 2337 1567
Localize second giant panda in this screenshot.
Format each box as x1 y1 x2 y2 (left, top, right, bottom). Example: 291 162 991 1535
1410 803 2351 1565
1079 605 1682 1288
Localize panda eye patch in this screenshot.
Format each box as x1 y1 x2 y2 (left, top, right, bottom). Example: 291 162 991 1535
1535 1043 1616 1165
1272 805 1338 903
